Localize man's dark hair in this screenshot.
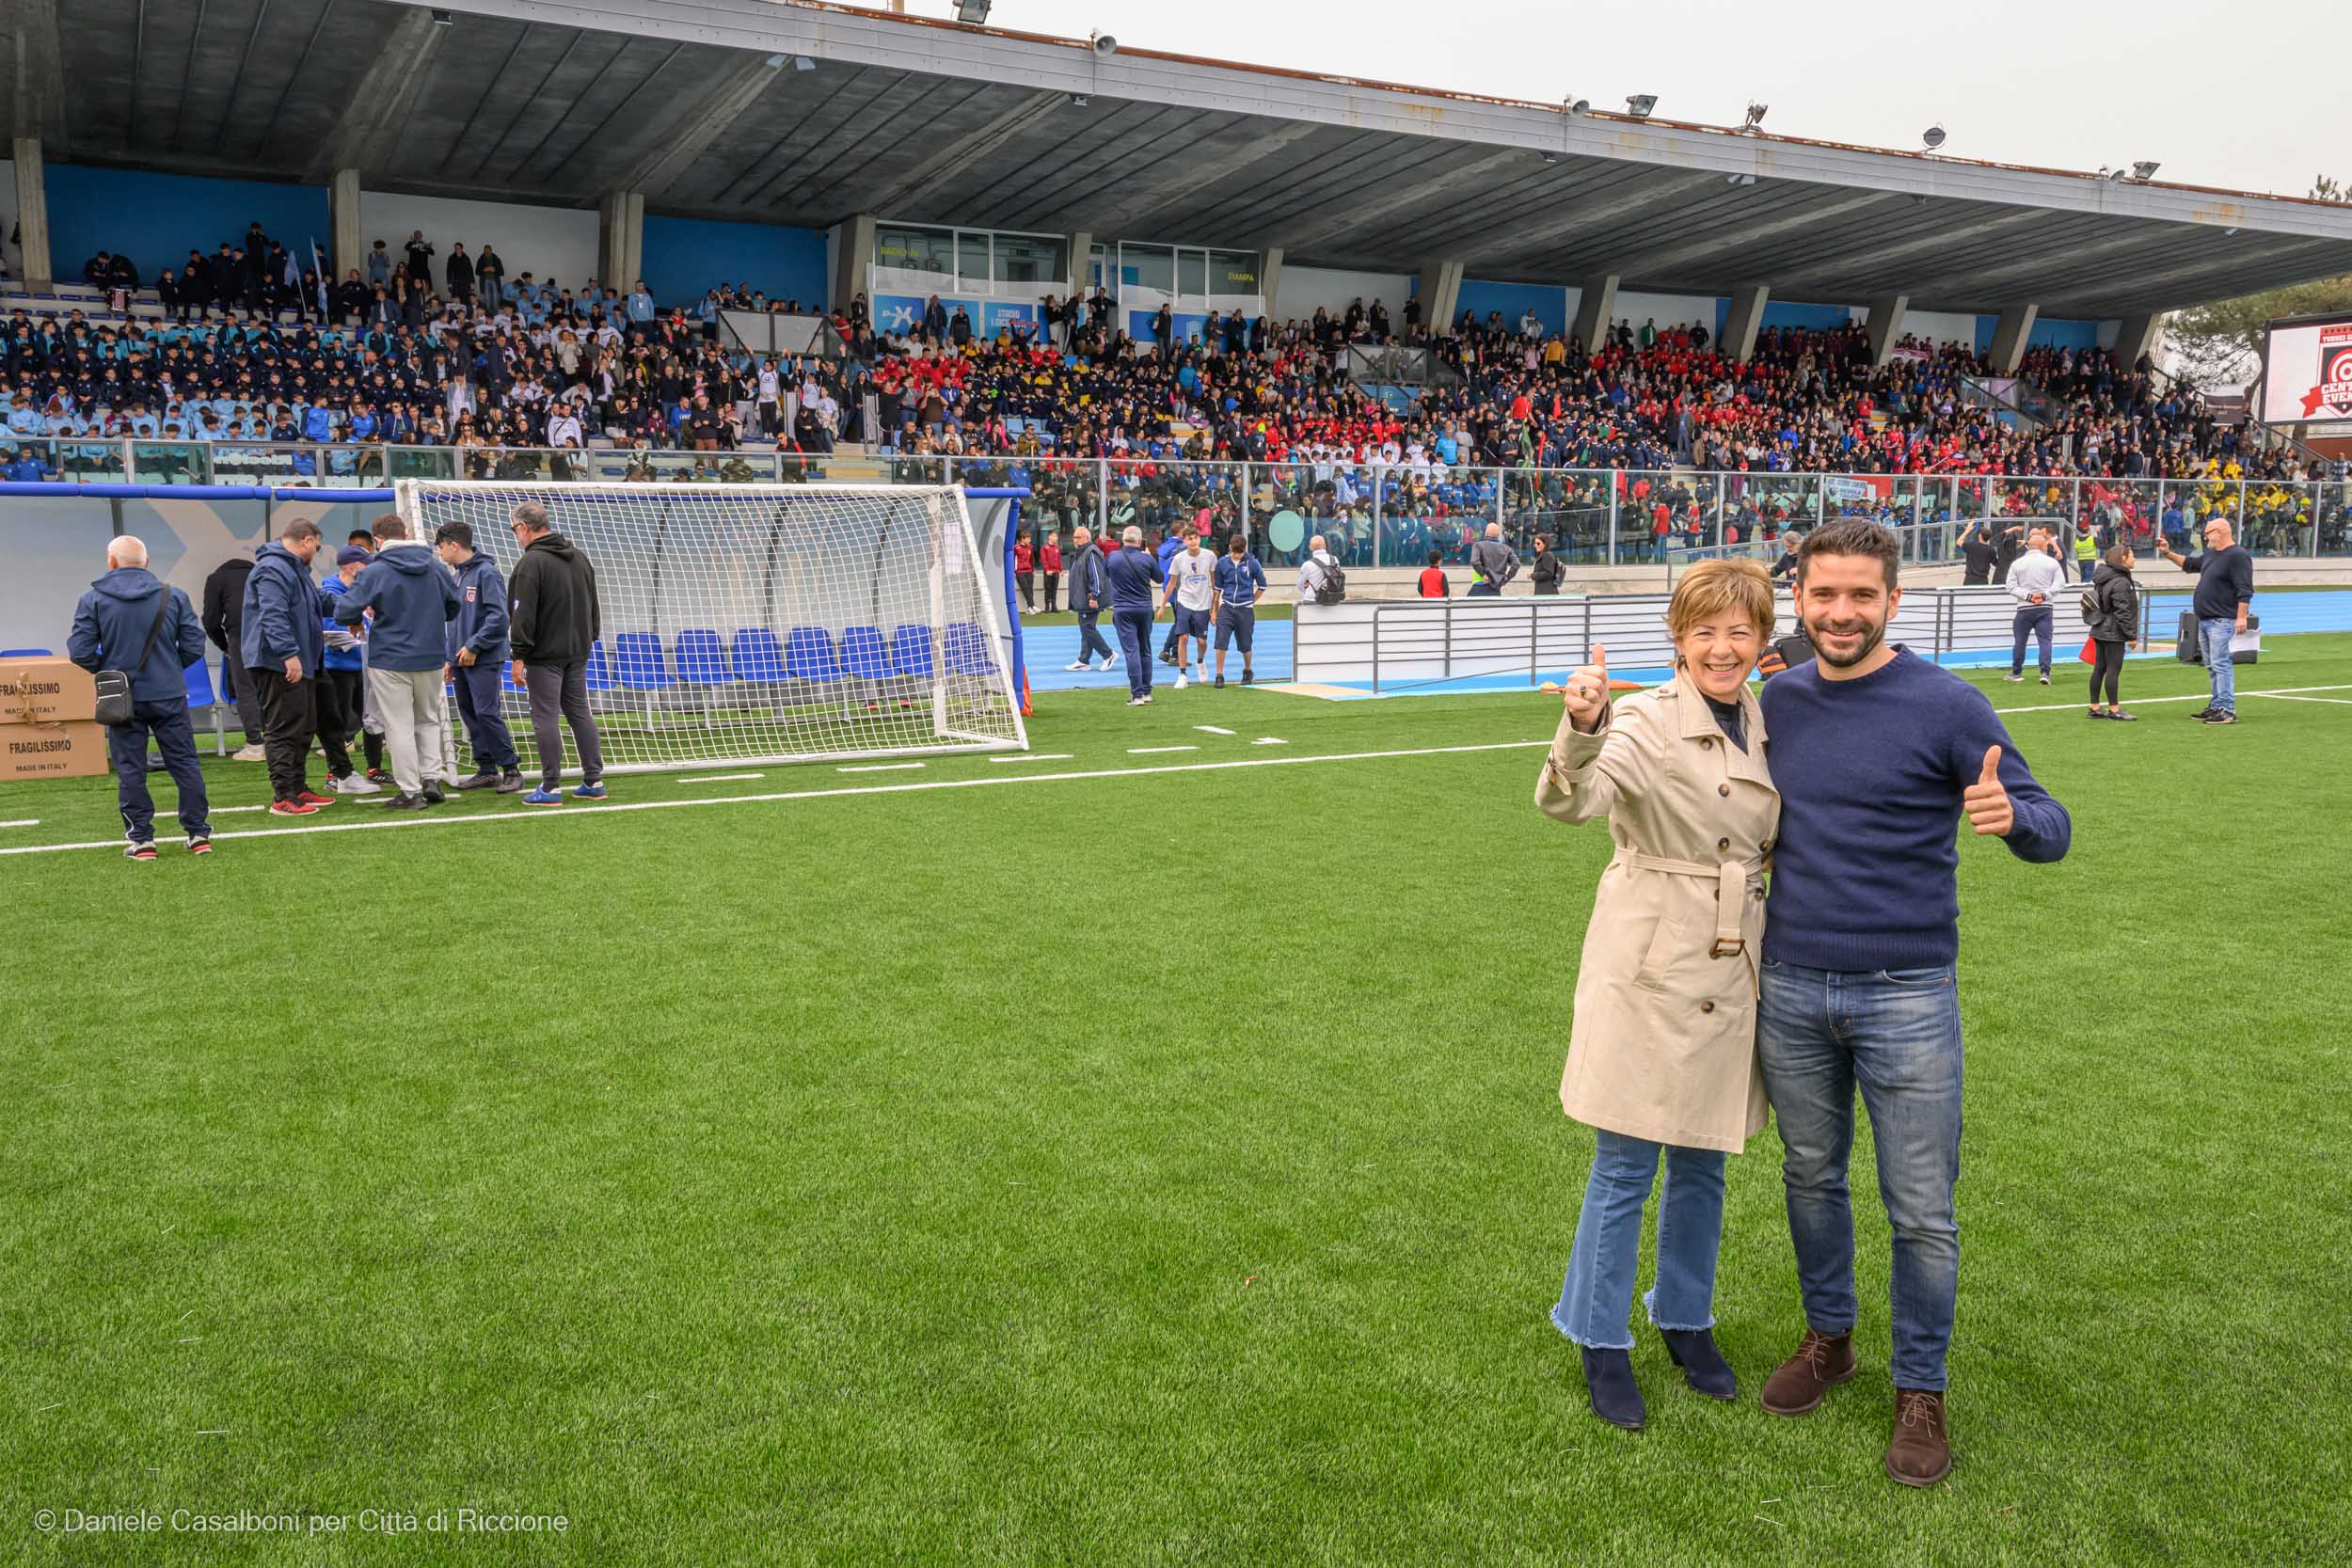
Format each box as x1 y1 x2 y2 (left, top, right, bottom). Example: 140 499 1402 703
1796 516 1899 589
280 519 322 544
435 520 474 549
347 528 374 546
1426 548 1442 566
1227 532 1246 553
373 512 409 542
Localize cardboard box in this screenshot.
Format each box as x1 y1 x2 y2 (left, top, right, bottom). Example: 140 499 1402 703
0 721 111 781
0 657 98 724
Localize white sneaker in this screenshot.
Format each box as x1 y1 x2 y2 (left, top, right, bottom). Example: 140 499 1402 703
1126 696 1146 706
1064 660 1089 672
231 743 266 762
332 772 381 795
1174 673 1188 689
1095 657 1116 672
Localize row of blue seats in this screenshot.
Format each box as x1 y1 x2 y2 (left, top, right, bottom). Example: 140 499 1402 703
4 621 1002 712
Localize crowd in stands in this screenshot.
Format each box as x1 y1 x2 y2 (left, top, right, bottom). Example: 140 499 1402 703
7 222 2342 560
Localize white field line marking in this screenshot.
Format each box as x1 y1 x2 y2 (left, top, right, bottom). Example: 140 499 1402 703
2248 692 2352 705
0 818 38 828
988 752 1073 763
1990 682 2352 717
1195 725 1236 736
1128 745 1197 754
0 741 1549 857
836 762 924 772
678 772 765 784
1252 736 1288 746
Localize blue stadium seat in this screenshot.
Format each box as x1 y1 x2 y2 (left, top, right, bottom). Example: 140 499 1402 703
583 641 614 692
674 628 729 685
889 624 935 679
786 626 841 683
612 632 673 690
183 660 215 708
0 647 53 657
839 626 892 681
944 622 997 676
731 627 787 683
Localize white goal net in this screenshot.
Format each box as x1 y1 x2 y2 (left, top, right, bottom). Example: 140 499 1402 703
394 480 1026 774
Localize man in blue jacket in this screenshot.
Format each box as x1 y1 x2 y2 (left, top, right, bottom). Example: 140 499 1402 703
331 513 459 810
435 520 522 792
240 518 337 816
1102 524 1165 705
68 536 212 858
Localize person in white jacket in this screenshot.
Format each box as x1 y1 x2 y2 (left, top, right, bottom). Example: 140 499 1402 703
2002 528 2067 685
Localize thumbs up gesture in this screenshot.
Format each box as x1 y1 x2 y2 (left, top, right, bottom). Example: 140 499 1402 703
1565 644 1610 733
1963 744 2013 837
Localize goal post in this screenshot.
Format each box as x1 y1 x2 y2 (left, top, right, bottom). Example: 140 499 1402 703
393 479 1027 774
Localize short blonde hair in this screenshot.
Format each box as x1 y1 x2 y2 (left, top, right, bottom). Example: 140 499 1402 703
1667 558 1775 641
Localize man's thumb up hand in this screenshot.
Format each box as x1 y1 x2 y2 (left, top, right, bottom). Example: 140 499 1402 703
1964 744 2012 837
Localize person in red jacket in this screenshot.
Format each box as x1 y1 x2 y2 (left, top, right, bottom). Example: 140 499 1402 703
1013 536 1036 612
1418 549 1450 597
1040 533 1063 613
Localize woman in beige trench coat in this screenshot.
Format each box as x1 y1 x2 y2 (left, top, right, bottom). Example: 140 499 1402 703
1534 559 1780 1432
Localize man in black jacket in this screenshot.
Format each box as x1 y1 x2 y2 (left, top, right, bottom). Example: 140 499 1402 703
200 554 265 758
506 500 605 803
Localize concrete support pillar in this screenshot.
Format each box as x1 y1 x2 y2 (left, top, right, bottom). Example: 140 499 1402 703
1063 230 1092 297
597 191 644 292
829 211 876 313
12 137 51 287
1723 283 1769 363
1864 293 1909 367
1570 273 1618 352
330 168 363 279
1987 303 2038 375
1256 245 1282 316
2113 312 2164 371
1413 258 1462 336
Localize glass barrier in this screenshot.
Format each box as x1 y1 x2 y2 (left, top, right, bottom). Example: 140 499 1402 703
1502 467 1612 566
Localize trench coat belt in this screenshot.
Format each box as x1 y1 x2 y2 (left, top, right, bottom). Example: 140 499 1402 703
1611 846 1766 958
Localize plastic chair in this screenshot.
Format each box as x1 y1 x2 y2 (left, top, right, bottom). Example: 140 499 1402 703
0 647 53 657
673 629 729 685
944 622 998 677
888 624 935 680
839 626 893 680
583 640 614 692
786 626 842 683
730 627 787 683
612 633 673 690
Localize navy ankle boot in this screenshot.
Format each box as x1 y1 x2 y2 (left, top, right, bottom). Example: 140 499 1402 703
1580 1347 1646 1430
1659 1327 1738 1401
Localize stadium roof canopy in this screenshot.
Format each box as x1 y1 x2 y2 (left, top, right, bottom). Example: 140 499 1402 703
22 0 2352 317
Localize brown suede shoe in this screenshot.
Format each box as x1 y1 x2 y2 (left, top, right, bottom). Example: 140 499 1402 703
1759 1327 1858 1416
1886 1388 1952 1486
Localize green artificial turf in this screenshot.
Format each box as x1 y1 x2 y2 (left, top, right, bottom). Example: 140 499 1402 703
4 641 2348 1566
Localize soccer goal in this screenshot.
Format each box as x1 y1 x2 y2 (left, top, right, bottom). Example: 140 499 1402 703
394 480 1027 774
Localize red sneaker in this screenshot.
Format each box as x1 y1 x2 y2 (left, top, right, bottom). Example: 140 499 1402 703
295 790 335 807
268 800 321 816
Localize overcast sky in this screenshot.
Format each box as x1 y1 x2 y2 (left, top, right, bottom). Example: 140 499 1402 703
888 0 2341 200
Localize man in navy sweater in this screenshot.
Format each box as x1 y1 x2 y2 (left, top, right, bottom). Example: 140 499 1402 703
1754 517 2069 1489
1103 525 1166 705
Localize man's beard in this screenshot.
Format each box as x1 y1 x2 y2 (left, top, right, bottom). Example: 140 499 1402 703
1804 610 1889 670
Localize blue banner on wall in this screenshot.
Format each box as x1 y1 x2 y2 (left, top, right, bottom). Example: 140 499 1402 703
983 301 1041 341
1127 309 1211 344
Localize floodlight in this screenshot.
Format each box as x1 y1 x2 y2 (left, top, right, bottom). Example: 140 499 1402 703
1625 94 1657 119
1921 123 1946 150
2131 160 2161 182
1742 103 1768 131
957 0 992 22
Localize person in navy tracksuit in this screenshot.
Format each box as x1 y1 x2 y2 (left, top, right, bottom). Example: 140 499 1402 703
1102 525 1166 705
435 520 522 791
68 536 212 856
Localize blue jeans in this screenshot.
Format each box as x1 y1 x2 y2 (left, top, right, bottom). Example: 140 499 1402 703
1549 1130 1728 1350
1757 960 1963 1391
1075 612 1112 664
106 702 210 843
1113 610 1155 697
2010 604 2053 674
452 658 518 771
2198 616 2236 713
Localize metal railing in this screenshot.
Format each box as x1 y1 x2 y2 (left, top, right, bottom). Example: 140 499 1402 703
9 442 2349 563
